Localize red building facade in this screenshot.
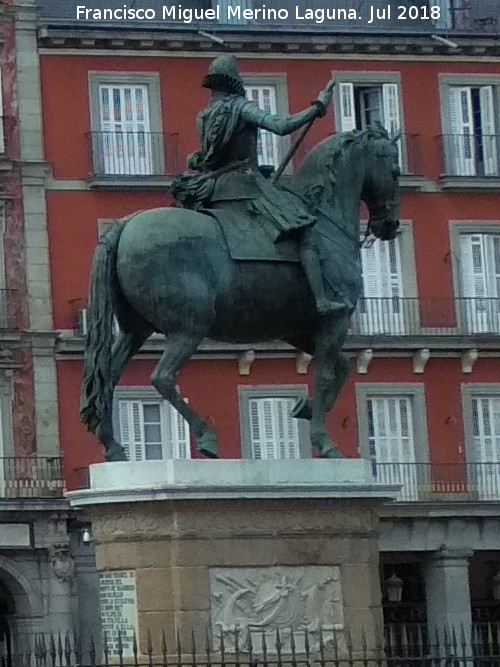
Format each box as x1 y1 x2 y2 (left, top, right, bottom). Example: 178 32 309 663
38 0 500 635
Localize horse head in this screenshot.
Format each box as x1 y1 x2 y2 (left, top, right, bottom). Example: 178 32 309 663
360 124 401 241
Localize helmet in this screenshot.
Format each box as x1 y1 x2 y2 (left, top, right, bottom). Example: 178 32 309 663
202 55 245 97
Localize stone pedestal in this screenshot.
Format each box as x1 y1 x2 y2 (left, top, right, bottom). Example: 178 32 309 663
67 460 397 657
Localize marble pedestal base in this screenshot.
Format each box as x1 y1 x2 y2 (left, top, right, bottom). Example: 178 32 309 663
67 460 397 657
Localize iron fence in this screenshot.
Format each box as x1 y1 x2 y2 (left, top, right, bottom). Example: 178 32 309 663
0 457 64 499
88 132 180 178
5 623 500 667
350 297 500 336
372 461 500 502
441 133 500 178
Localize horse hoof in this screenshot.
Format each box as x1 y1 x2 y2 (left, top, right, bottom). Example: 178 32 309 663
198 431 219 459
291 397 313 421
105 442 128 462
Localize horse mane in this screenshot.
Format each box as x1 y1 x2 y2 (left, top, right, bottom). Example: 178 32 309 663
291 123 390 209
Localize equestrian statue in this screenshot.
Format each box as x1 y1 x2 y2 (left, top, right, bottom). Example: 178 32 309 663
80 55 401 462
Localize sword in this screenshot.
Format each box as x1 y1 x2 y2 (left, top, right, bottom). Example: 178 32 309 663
272 78 336 183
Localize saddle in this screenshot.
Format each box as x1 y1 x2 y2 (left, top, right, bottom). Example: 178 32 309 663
202 207 300 263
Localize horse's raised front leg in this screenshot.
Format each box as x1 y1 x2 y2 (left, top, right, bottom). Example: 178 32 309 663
97 330 150 461
310 316 350 458
151 333 218 458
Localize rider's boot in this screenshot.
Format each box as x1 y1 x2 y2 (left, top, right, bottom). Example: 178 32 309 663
299 245 350 316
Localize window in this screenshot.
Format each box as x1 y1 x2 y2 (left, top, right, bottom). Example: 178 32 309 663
89 73 163 178
352 223 417 335
245 84 280 168
336 77 403 164
447 86 498 176
114 391 190 461
239 386 310 458
462 386 500 500
0 68 4 154
217 0 253 23
357 384 428 501
453 228 500 333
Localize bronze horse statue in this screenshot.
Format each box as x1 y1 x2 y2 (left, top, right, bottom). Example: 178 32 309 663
80 126 400 461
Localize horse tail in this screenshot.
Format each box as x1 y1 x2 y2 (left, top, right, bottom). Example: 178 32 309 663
80 218 128 434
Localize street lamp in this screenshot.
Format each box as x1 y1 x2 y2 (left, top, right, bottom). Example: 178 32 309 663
385 573 404 603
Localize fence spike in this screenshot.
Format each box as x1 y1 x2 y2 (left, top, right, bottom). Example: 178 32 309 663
246 627 253 666
147 628 153 667
346 626 354 662
332 626 339 662
289 627 296 667
234 626 240 667
219 627 225 667
64 632 72 666
304 628 310 667
117 630 124 667
191 628 197 666
205 627 212 667
133 630 139 667
261 630 268 667
176 630 182 667
103 631 109 667
451 625 458 655
57 633 63 666
162 629 168 667
89 635 96 667
49 634 56 667
318 626 325 667
275 627 282 664
361 626 368 663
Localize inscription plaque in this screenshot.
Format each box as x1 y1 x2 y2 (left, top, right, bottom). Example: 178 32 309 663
99 570 137 655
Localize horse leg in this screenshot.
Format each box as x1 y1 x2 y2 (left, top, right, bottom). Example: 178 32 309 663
96 330 150 461
310 317 350 458
285 336 315 421
151 333 219 458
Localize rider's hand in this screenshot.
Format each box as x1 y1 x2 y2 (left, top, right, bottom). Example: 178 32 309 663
313 80 335 118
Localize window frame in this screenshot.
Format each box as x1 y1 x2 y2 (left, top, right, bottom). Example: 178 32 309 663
332 71 407 168
242 73 291 172
462 384 500 465
356 383 429 462
439 74 500 180
88 72 164 178
354 220 418 335
112 386 191 461
449 220 500 333
238 385 310 459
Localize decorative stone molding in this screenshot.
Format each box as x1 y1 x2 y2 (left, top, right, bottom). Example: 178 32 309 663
210 566 343 652
50 545 75 583
238 350 255 376
461 348 478 374
413 348 430 374
357 349 373 374
90 503 378 543
296 351 312 375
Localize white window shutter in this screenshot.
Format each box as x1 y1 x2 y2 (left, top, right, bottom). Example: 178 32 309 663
245 85 279 167
0 68 4 154
360 238 404 334
479 86 498 176
164 401 190 459
98 84 152 175
473 398 500 463
382 83 402 165
448 87 475 175
248 397 300 459
118 400 145 461
368 397 415 463
339 83 356 132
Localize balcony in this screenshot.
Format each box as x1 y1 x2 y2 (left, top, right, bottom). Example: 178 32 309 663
351 297 500 338
440 133 500 188
87 131 180 188
373 461 500 502
0 457 64 499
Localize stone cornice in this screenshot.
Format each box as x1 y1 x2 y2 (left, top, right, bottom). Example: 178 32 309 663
37 26 500 57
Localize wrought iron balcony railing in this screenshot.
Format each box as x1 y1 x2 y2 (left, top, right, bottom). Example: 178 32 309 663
88 131 180 178
372 461 500 502
0 457 64 499
74 299 500 340
441 133 500 178
351 297 500 336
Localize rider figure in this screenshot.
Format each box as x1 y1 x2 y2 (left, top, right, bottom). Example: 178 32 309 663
172 55 351 316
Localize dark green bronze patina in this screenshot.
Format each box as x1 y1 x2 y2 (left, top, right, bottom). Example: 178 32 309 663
80 56 401 462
